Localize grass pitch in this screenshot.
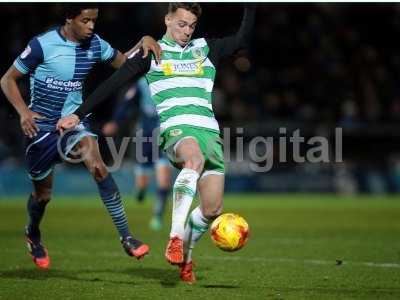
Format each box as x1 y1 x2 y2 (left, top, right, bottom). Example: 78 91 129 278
1 194 400 299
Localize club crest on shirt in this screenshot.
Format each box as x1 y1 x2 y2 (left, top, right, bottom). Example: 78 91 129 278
87 50 94 60
20 46 31 59
192 47 204 59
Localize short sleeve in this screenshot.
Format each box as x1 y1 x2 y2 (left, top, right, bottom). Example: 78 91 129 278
13 38 44 74
97 35 117 63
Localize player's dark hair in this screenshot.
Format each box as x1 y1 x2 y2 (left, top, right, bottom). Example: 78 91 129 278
63 3 99 19
168 2 202 19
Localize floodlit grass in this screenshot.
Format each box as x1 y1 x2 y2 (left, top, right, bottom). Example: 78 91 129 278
1 194 400 299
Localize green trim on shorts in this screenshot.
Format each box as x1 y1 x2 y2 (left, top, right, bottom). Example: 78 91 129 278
160 125 225 174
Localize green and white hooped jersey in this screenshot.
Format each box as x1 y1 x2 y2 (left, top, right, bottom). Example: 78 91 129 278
145 35 219 134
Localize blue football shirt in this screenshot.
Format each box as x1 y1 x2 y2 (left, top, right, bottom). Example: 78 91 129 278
14 27 117 131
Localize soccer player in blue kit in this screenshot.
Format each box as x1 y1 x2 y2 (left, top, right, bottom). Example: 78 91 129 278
0 4 161 269
102 77 172 231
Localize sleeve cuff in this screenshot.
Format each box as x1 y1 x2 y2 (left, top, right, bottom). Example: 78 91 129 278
104 48 118 64
13 59 30 74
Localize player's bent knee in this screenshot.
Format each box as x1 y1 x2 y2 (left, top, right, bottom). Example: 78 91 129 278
89 162 108 182
34 189 52 203
184 155 204 174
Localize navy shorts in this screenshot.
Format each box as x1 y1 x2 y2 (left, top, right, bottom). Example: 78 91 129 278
25 122 96 181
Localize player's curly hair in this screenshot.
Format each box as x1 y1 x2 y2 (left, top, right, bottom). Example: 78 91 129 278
168 2 202 19
63 3 99 19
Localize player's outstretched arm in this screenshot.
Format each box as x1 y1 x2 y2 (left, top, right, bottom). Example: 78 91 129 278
207 4 256 64
1 66 44 138
126 36 162 63
111 36 162 69
56 49 151 132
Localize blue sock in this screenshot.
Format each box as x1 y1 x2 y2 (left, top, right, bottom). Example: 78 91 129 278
97 174 131 240
26 194 48 242
154 188 169 219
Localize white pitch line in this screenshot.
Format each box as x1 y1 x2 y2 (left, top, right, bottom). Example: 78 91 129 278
201 255 400 269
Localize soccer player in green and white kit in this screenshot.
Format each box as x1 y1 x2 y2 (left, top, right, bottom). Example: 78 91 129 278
57 3 255 283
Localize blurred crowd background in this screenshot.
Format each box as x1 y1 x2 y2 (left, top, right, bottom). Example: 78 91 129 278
1 3 400 195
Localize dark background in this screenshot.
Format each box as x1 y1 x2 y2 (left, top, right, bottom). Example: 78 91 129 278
1 3 400 194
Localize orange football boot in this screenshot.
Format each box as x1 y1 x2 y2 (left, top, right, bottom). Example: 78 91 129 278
121 237 150 260
25 234 50 269
165 236 184 265
180 261 196 284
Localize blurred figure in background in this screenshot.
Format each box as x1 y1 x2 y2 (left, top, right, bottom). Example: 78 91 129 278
102 77 172 231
